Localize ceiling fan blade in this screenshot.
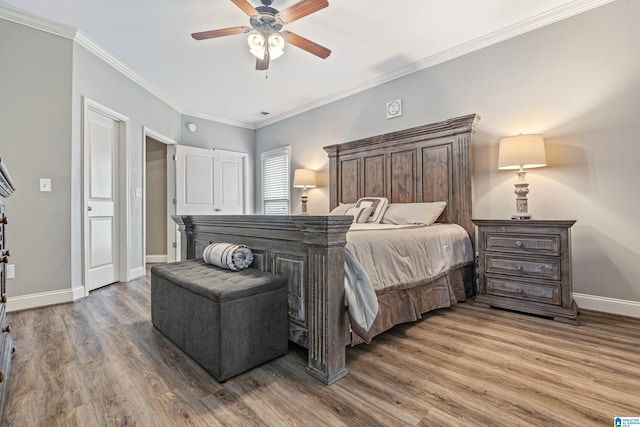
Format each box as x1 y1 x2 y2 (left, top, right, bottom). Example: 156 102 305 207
276 0 328 24
256 49 270 70
282 31 331 59
230 0 259 17
191 26 251 40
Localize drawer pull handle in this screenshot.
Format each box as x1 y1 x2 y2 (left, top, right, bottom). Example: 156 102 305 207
1 325 9 333
515 265 522 270
0 256 7 264
0 216 6 225
0 372 3 382
515 240 523 247
1 250 9 257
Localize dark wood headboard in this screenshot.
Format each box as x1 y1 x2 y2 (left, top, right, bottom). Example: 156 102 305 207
323 113 480 240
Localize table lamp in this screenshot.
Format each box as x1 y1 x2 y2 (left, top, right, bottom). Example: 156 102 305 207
498 134 547 220
293 168 317 215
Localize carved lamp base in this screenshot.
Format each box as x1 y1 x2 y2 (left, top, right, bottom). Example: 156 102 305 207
511 169 533 220
300 190 309 215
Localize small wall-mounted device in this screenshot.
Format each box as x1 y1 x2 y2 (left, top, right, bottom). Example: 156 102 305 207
386 99 402 119
186 123 197 133
39 178 52 192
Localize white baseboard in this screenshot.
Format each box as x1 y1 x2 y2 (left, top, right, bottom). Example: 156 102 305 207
130 266 146 280
7 286 85 312
145 255 167 263
573 293 640 319
7 287 639 320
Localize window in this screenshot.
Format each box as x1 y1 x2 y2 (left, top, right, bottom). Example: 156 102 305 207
261 146 290 215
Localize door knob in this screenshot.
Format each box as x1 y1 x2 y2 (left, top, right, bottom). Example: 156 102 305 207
88 206 93 211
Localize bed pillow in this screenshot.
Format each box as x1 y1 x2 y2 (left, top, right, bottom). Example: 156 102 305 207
345 206 374 224
381 201 447 226
354 197 389 224
329 203 355 215
202 242 254 270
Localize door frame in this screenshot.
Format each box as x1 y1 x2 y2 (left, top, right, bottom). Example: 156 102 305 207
82 96 130 297
142 127 177 265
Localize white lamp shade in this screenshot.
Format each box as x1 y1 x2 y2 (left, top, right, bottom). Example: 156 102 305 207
293 168 317 188
498 134 547 170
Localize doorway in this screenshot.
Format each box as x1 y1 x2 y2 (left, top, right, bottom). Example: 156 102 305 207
143 128 177 265
82 97 130 295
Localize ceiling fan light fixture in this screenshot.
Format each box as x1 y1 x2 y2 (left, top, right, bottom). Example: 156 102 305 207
248 32 266 59
268 33 285 53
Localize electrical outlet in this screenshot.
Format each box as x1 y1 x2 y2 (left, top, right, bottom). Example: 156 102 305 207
40 178 52 192
6 264 14 279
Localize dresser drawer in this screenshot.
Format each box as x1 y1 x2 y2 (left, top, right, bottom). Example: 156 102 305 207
485 255 560 281
485 233 560 256
485 275 561 305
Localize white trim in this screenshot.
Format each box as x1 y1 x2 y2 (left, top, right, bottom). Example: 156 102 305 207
82 97 130 297
142 127 178 266
129 266 146 280
253 0 616 128
1 1 615 129
574 293 640 319
0 4 76 39
182 109 255 130
145 255 168 264
6 286 85 313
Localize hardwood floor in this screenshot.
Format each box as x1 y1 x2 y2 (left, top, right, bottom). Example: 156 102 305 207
4 269 639 426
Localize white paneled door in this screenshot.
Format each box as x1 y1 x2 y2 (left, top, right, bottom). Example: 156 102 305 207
175 145 246 215
85 109 119 291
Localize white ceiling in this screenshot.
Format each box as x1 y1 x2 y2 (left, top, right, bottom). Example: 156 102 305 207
0 0 612 128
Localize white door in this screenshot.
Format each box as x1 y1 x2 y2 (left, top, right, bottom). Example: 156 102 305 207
175 145 246 215
216 152 244 215
85 109 119 291
175 145 216 215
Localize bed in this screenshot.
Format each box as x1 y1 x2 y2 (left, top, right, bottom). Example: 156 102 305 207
173 113 480 384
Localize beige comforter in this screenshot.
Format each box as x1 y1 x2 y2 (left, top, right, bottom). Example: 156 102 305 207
344 223 474 341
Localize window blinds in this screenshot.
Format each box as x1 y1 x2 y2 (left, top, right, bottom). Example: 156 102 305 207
261 147 290 215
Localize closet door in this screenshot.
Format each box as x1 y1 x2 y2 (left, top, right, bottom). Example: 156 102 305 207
175 145 246 215
215 151 245 215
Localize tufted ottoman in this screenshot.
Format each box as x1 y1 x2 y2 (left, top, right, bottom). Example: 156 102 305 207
151 259 288 382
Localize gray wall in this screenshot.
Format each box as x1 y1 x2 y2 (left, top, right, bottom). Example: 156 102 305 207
0 20 74 296
0 13 256 301
255 1 640 304
71 43 182 284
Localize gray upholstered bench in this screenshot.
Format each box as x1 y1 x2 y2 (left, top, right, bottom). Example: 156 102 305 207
150 259 288 382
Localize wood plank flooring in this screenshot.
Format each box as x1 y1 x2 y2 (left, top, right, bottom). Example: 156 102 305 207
4 268 640 426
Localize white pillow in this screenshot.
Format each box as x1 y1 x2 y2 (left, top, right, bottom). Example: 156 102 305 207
329 203 355 215
354 197 389 224
345 206 374 223
381 201 446 226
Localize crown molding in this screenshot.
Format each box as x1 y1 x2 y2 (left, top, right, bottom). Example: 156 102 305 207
254 0 616 129
72 31 185 113
0 3 76 39
181 109 255 130
2 0 616 130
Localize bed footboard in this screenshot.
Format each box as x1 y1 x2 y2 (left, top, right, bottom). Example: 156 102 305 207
172 214 353 385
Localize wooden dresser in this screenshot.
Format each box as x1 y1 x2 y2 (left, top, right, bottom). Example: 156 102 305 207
0 159 15 425
473 219 579 324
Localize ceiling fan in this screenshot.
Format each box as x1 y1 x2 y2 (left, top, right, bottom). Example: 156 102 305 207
192 0 331 71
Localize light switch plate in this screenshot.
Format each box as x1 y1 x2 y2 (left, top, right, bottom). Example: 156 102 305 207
40 178 52 192
6 264 14 279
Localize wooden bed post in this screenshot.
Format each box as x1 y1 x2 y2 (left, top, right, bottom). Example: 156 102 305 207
295 216 350 384
174 215 194 260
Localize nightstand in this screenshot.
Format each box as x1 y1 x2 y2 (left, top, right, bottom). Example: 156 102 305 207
473 219 579 324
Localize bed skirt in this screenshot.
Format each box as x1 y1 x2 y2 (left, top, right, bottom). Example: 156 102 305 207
350 262 473 345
